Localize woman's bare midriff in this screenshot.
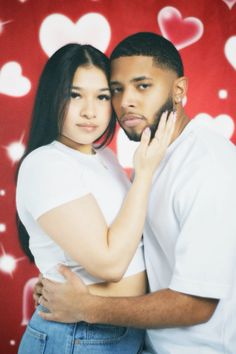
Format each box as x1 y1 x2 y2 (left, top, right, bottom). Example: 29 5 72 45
88 271 147 297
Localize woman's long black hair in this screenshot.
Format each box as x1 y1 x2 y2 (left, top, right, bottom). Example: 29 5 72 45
17 44 116 261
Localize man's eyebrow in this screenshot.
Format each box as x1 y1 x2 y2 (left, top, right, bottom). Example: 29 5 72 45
131 76 153 83
110 81 121 86
71 86 110 92
110 76 153 86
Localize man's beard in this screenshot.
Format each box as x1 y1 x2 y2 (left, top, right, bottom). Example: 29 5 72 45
119 96 174 142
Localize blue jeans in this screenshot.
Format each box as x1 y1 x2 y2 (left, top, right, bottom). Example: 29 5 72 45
18 306 144 354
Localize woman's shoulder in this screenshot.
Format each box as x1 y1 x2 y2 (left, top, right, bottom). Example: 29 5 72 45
19 142 76 176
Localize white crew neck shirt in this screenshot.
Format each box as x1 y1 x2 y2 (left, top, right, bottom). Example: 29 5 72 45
16 141 145 283
144 119 236 353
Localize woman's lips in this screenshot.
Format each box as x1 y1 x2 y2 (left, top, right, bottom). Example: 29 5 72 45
77 124 98 132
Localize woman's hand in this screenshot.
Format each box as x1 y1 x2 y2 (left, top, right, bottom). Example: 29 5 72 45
134 111 176 177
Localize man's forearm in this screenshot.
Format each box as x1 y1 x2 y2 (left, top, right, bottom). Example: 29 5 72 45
39 268 218 326
84 289 218 328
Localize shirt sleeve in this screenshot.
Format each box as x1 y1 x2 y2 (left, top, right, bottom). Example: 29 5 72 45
169 160 236 299
18 149 90 220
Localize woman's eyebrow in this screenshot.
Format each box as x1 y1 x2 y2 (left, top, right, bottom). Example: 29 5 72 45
71 86 110 92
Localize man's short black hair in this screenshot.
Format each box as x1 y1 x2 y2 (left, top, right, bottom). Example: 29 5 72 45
110 32 184 77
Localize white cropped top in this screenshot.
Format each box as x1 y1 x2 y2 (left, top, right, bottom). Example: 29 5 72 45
16 141 145 283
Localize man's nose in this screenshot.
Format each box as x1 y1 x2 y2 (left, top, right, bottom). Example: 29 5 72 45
120 88 136 109
80 99 96 119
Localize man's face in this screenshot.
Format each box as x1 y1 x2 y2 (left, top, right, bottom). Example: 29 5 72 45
110 56 177 141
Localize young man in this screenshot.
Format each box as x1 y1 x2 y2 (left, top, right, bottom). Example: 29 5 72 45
37 33 236 353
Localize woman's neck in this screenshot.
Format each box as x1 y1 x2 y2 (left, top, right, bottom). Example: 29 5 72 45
58 135 94 155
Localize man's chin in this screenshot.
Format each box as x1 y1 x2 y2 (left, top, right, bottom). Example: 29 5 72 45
122 129 141 142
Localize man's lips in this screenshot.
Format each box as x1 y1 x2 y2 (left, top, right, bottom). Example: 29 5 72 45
120 114 145 128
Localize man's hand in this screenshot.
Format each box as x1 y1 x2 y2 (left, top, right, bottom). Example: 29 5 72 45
38 265 91 323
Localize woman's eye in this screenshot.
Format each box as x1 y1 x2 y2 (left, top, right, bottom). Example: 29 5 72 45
98 94 111 101
70 91 81 99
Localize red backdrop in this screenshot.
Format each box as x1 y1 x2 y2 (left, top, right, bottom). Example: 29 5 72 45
0 0 236 353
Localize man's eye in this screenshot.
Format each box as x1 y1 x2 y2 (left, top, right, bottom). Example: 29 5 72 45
111 87 122 95
70 91 81 99
138 84 151 90
98 94 111 101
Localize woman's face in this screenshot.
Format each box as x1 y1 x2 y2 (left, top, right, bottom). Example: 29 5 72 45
59 65 112 153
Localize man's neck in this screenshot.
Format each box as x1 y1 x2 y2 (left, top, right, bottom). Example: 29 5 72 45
170 110 190 145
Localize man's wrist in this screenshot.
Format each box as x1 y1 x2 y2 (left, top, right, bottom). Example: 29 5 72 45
77 293 100 324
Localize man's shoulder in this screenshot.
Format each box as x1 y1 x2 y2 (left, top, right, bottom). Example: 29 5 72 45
172 119 235 166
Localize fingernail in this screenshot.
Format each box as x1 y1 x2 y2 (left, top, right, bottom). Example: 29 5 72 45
143 127 151 135
56 263 64 271
56 264 61 271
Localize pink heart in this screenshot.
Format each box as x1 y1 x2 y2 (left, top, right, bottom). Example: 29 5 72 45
222 0 236 9
158 7 203 50
21 277 38 325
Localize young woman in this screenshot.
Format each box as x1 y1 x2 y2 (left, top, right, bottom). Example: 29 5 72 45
16 43 175 354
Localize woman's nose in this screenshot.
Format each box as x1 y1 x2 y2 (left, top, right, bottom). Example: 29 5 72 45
80 99 96 119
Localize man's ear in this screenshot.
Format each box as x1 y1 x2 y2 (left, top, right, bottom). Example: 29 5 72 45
173 76 188 104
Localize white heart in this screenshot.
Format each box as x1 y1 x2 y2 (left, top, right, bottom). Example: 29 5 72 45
39 13 111 57
0 62 31 97
222 0 236 9
194 113 235 139
116 128 139 169
224 36 236 70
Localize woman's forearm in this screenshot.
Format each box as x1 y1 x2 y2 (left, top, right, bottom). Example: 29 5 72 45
104 172 152 280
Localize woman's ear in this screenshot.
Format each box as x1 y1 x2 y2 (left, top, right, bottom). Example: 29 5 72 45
173 76 188 105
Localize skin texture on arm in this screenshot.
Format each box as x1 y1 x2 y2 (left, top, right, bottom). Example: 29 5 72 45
38 266 219 327
38 112 176 282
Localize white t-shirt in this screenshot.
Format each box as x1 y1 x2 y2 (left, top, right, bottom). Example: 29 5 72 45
16 141 145 283
144 119 236 354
